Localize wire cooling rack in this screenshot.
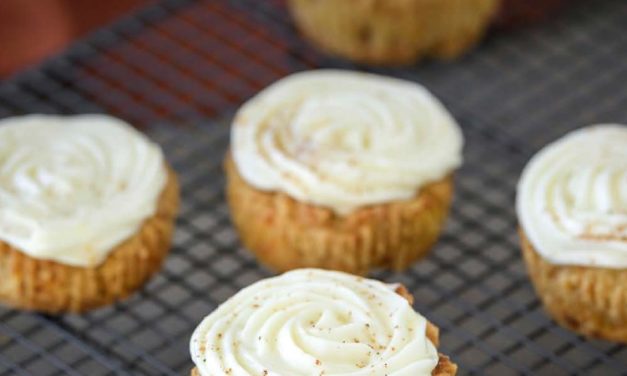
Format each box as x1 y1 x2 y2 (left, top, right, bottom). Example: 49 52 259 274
1 0 627 375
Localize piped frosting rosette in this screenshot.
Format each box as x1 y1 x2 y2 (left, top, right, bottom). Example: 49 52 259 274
232 70 463 215
0 114 166 267
517 124 627 268
190 269 439 375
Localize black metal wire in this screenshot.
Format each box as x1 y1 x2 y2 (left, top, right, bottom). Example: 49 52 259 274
1 0 627 375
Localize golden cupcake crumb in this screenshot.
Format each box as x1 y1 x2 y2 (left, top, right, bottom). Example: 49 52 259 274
287 0 500 65
520 228 627 343
225 154 453 275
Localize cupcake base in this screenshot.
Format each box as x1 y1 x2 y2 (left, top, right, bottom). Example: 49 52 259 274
287 0 500 65
0 167 179 314
520 229 627 343
191 284 458 375
225 154 453 275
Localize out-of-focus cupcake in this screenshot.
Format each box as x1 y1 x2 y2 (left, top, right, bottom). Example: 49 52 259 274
287 0 500 65
226 70 463 275
517 125 627 342
0 114 179 313
190 268 457 375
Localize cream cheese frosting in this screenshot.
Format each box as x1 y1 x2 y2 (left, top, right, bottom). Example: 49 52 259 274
0 114 167 267
190 269 439 376
232 70 463 215
517 124 627 268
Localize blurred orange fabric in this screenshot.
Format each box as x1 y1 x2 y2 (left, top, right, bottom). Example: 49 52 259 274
0 0 150 78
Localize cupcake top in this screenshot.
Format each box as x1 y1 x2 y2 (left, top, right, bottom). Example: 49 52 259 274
517 125 627 268
232 70 463 215
0 114 167 267
190 269 439 375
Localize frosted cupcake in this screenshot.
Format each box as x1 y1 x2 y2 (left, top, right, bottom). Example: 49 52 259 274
227 70 463 274
0 114 179 313
287 0 500 65
190 269 457 375
517 125 627 342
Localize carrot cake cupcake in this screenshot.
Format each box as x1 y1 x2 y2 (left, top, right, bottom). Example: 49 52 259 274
190 268 457 375
287 0 500 65
0 114 179 313
517 124 627 342
227 70 463 274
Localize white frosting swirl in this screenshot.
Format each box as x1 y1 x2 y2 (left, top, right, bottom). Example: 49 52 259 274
517 124 627 268
0 114 167 267
190 269 438 376
232 70 463 215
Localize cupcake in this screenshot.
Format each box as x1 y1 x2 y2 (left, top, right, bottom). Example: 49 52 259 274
287 0 500 65
227 70 463 275
190 268 457 375
517 125 627 342
0 114 179 313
